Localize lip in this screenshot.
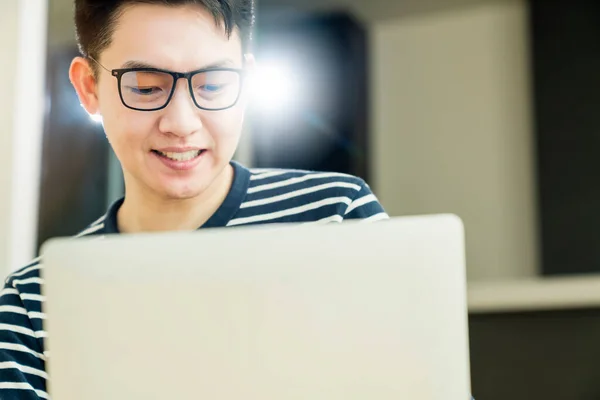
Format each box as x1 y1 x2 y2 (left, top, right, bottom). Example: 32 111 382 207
153 146 204 153
151 149 206 171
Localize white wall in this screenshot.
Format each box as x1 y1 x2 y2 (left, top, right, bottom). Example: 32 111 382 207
0 1 20 278
0 0 47 277
370 0 538 281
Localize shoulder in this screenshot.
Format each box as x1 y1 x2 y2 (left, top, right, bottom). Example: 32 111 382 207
5 257 43 292
5 212 107 288
228 167 388 226
246 167 370 210
2 257 45 341
73 214 108 237
247 167 368 195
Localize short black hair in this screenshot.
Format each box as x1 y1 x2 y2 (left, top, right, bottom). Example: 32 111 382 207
74 0 255 61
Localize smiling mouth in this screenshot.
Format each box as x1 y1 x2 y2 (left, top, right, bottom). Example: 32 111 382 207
151 149 205 162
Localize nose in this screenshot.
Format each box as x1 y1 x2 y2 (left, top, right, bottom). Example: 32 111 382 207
157 79 203 137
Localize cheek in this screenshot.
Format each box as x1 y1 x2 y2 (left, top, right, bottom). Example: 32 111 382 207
203 108 245 149
101 106 156 160
98 80 148 144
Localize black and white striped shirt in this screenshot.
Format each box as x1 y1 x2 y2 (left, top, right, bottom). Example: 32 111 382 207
0 162 388 399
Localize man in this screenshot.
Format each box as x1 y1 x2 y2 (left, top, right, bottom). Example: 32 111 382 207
0 0 387 398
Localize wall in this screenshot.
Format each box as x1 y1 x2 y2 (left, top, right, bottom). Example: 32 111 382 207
0 1 20 278
0 0 47 277
370 0 538 281
259 0 491 24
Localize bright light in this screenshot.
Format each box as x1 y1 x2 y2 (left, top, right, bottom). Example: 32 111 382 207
89 113 103 124
249 61 299 113
80 103 103 124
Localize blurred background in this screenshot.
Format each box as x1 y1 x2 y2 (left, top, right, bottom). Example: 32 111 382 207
3 0 600 398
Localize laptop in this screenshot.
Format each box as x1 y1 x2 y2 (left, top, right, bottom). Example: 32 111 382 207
41 214 471 400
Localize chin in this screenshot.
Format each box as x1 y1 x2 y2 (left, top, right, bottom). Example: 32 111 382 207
162 185 206 200
143 159 230 201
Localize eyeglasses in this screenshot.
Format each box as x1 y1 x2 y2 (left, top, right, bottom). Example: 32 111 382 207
89 57 244 112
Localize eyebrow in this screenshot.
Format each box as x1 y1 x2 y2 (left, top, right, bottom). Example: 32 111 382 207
119 59 237 71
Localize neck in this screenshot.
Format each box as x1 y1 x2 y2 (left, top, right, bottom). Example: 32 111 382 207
117 164 234 233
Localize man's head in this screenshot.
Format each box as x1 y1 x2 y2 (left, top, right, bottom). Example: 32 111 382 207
70 0 255 203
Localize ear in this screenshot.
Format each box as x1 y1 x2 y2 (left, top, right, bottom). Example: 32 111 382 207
69 57 100 116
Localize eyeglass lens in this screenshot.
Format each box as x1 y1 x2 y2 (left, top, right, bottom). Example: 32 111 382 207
119 70 241 110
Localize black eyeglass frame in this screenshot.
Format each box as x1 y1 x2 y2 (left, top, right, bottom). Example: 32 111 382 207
91 58 245 112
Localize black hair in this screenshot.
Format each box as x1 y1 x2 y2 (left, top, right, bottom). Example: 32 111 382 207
74 0 255 63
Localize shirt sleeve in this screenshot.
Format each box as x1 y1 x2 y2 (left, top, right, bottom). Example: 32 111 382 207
0 281 48 399
343 180 389 221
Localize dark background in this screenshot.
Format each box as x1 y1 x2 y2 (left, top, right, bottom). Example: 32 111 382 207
530 0 600 276
251 12 369 181
469 308 600 400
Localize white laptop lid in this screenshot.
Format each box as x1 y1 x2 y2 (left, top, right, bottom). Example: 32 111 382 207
42 215 471 400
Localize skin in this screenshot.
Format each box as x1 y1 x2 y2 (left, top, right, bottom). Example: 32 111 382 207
69 3 254 233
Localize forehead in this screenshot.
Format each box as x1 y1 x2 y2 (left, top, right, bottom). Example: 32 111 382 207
104 3 243 70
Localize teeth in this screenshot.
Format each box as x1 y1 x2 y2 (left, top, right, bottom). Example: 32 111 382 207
158 150 201 162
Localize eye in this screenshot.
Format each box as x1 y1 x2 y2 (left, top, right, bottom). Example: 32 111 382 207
200 84 226 93
128 86 162 95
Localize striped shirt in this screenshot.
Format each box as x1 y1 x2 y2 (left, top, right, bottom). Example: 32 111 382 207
0 162 388 399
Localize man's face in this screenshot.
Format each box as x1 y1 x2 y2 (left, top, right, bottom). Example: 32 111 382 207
91 4 246 200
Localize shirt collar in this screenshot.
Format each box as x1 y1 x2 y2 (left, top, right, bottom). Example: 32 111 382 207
102 161 250 234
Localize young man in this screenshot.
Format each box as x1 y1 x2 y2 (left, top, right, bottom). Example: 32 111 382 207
0 0 387 398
